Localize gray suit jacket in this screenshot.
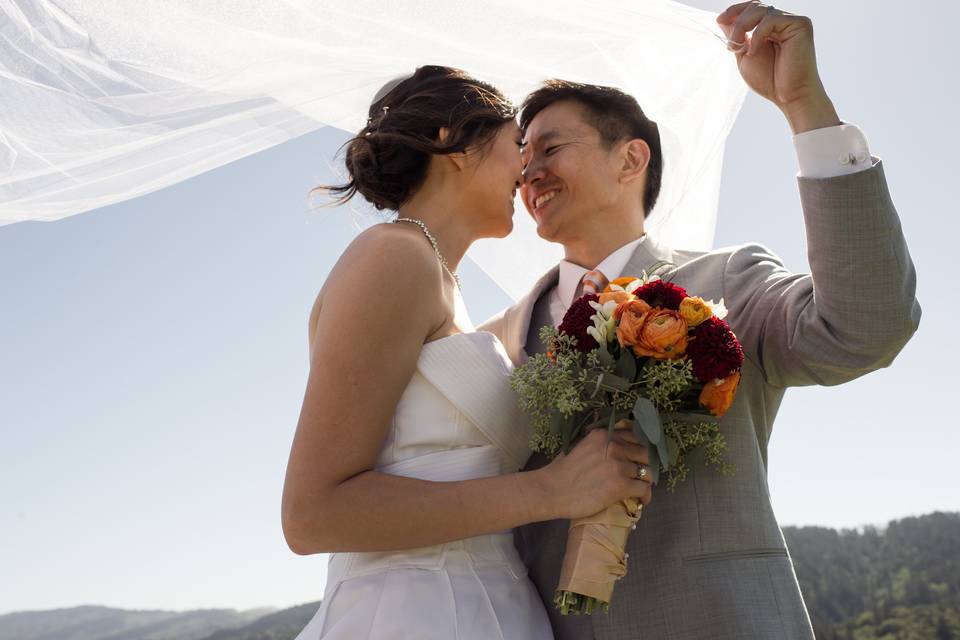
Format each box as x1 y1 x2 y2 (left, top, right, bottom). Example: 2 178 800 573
479 160 921 639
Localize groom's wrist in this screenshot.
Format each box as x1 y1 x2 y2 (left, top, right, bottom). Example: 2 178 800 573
781 92 841 135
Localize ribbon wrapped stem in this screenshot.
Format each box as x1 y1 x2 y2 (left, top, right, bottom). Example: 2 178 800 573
554 497 642 615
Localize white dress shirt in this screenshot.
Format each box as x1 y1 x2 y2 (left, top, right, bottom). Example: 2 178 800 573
547 123 874 325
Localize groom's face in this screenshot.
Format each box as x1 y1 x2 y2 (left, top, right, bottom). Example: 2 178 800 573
520 100 622 245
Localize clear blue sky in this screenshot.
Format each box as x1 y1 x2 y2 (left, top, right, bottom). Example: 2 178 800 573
1 0 956 615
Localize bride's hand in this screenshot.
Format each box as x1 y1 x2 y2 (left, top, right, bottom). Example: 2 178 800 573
717 2 841 134
539 422 653 520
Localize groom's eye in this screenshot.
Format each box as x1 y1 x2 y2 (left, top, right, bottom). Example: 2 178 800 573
545 146 560 155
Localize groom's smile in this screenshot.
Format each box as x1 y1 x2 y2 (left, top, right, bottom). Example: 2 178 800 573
527 186 563 222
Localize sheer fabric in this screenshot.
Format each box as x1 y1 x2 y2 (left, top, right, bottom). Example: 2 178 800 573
0 0 746 298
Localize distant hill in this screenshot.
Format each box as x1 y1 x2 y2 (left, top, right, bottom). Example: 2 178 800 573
195 602 319 640
0 605 273 640
4 512 958 640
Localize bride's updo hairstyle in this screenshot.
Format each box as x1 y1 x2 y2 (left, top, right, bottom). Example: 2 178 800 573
322 65 517 211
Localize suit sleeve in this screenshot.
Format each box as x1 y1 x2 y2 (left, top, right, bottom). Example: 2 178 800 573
722 160 921 388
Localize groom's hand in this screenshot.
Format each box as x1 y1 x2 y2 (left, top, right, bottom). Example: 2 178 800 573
717 2 841 134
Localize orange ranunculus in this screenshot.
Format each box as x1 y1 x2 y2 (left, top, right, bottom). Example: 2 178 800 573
679 296 713 327
629 308 689 360
699 371 741 417
599 289 636 305
615 299 652 349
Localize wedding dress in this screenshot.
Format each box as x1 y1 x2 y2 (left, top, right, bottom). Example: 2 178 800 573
295 331 553 639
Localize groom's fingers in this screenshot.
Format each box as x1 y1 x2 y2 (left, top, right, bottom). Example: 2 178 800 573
725 2 771 49
612 420 640 445
716 1 755 25
608 440 650 466
633 482 653 506
746 13 783 57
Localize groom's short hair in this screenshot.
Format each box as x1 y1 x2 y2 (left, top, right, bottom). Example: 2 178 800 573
520 80 662 217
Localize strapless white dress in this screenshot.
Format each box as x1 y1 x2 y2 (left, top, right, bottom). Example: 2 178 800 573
295 332 553 640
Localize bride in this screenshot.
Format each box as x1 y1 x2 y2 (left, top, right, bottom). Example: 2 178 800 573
282 65 653 639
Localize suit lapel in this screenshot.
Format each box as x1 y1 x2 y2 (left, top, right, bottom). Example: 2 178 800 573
502 266 559 366
621 233 676 280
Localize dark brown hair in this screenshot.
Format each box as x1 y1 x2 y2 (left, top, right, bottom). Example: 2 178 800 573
318 65 517 211
520 80 663 217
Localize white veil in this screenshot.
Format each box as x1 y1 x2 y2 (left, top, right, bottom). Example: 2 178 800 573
0 0 746 299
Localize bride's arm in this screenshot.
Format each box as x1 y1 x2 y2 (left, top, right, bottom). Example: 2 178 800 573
282 225 649 555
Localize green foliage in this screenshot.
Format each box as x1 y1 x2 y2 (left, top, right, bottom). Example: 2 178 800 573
784 512 960 640
639 359 694 412
509 328 586 455
660 418 734 490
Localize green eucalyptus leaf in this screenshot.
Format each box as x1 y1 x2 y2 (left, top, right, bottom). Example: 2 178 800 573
664 436 680 467
596 346 614 367
633 428 650 448
630 424 659 484
661 434 680 469
598 372 632 393
632 397 662 445
589 406 613 429
560 414 577 453
615 349 637 381
549 412 565 437
646 442 661 485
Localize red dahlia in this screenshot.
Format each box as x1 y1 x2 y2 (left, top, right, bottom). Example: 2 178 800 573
632 279 688 310
558 293 600 353
686 316 744 382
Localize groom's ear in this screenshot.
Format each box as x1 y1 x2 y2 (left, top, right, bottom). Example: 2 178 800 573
618 138 651 185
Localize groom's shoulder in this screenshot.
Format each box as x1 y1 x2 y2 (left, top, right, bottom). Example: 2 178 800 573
671 241 788 277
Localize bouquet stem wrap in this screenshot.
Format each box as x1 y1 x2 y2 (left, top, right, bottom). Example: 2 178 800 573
555 497 642 614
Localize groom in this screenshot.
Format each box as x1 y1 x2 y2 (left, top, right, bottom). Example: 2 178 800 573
481 2 921 639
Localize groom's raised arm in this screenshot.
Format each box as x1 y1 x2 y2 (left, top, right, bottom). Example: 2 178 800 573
717 1 920 387
722 161 920 388
714 3 920 388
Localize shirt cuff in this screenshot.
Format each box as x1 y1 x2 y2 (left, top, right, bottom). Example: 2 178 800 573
793 123 873 179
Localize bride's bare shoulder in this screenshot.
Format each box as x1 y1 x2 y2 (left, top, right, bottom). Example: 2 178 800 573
328 222 434 266
307 223 442 345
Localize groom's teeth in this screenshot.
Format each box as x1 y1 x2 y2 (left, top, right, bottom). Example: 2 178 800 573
535 191 558 208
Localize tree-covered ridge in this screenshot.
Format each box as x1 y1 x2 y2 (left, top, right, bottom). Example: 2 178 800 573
784 512 960 639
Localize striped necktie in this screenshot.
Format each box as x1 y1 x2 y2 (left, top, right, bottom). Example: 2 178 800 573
576 269 609 300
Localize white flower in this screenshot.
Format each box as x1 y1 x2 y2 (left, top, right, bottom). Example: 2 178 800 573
704 298 728 320
586 325 606 343
589 299 619 320
587 304 618 343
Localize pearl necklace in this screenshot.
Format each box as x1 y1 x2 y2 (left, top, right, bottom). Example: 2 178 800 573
393 217 462 291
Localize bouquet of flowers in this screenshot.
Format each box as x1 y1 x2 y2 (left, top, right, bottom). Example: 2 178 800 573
509 265 744 614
